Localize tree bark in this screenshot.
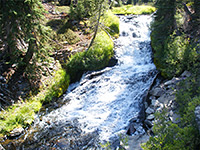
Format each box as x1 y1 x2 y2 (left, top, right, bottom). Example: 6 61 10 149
8 34 36 85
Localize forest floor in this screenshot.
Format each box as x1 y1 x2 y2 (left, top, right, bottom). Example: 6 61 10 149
0 2 93 110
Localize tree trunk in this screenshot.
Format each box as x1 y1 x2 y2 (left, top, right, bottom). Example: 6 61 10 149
8 34 36 85
86 3 102 52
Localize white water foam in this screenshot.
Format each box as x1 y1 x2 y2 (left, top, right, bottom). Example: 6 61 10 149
37 15 156 141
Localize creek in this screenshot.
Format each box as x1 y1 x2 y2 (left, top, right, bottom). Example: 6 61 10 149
5 15 157 149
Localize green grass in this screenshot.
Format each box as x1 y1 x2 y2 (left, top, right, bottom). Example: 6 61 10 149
0 68 70 135
55 6 70 14
101 10 120 38
112 5 156 15
66 30 114 82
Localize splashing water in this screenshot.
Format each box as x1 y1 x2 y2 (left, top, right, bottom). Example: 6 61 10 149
35 15 157 143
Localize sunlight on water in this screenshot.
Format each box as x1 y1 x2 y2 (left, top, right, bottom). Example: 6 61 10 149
37 15 157 142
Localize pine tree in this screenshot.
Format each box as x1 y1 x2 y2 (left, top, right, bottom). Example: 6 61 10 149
0 0 51 83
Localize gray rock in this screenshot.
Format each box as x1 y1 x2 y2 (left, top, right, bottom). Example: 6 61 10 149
164 77 181 86
150 87 164 97
147 114 155 120
145 107 154 114
0 76 6 83
195 105 200 133
169 111 180 124
127 123 136 135
151 99 160 108
128 133 149 150
55 138 70 149
144 102 148 109
9 127 24 137
144 119 154 128
180 70 191 78
157 94 175 106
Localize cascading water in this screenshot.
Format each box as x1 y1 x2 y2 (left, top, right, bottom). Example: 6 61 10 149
14 15 157 149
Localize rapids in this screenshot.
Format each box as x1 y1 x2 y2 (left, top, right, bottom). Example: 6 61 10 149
12 15 157 149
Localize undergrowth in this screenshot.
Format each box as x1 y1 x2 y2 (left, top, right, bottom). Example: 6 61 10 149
112 5 156 15
142 75 200 150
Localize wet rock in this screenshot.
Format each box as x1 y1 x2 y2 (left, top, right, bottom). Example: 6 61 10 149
122 31 128 36
55 138 70 149
107 57 118 67
126 123 136 135
145 107 154 114
147 114 155 120
9 127 24 138
150 87 164 97
195 105 200 133
144 119 153 128
132 33 137 37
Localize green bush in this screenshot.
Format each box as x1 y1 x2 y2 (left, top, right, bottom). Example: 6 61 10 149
153 33 199 78
112 5 156 15
142 111 200 150
66 31 114 82
70 0 107 21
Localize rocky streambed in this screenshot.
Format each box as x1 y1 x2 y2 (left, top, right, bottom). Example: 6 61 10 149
127 70 192 150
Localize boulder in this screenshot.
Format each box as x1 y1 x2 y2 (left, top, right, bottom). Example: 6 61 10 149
150 87 164 97
145 107 154 114
127 122 136 135
169 111 180 124
144 119 154 128
147 114 155 120
195 105 200 133
164 77 181 87
180 70 191 78
9 127 24 137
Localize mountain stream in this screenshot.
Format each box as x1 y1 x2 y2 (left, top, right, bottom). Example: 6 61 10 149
6 15 157 149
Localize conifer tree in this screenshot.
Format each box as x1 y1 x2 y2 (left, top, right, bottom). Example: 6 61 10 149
0 0 51 82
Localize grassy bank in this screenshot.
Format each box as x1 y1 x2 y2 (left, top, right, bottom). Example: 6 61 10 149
112 5 156 15
0 68 70 136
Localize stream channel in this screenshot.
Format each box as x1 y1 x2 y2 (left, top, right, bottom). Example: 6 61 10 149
5 15 157 149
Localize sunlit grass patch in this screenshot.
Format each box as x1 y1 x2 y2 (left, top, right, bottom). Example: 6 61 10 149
0 67 70 135
112 5 156 15
66 30 114 82
55 6 70 14
101 10 120 38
